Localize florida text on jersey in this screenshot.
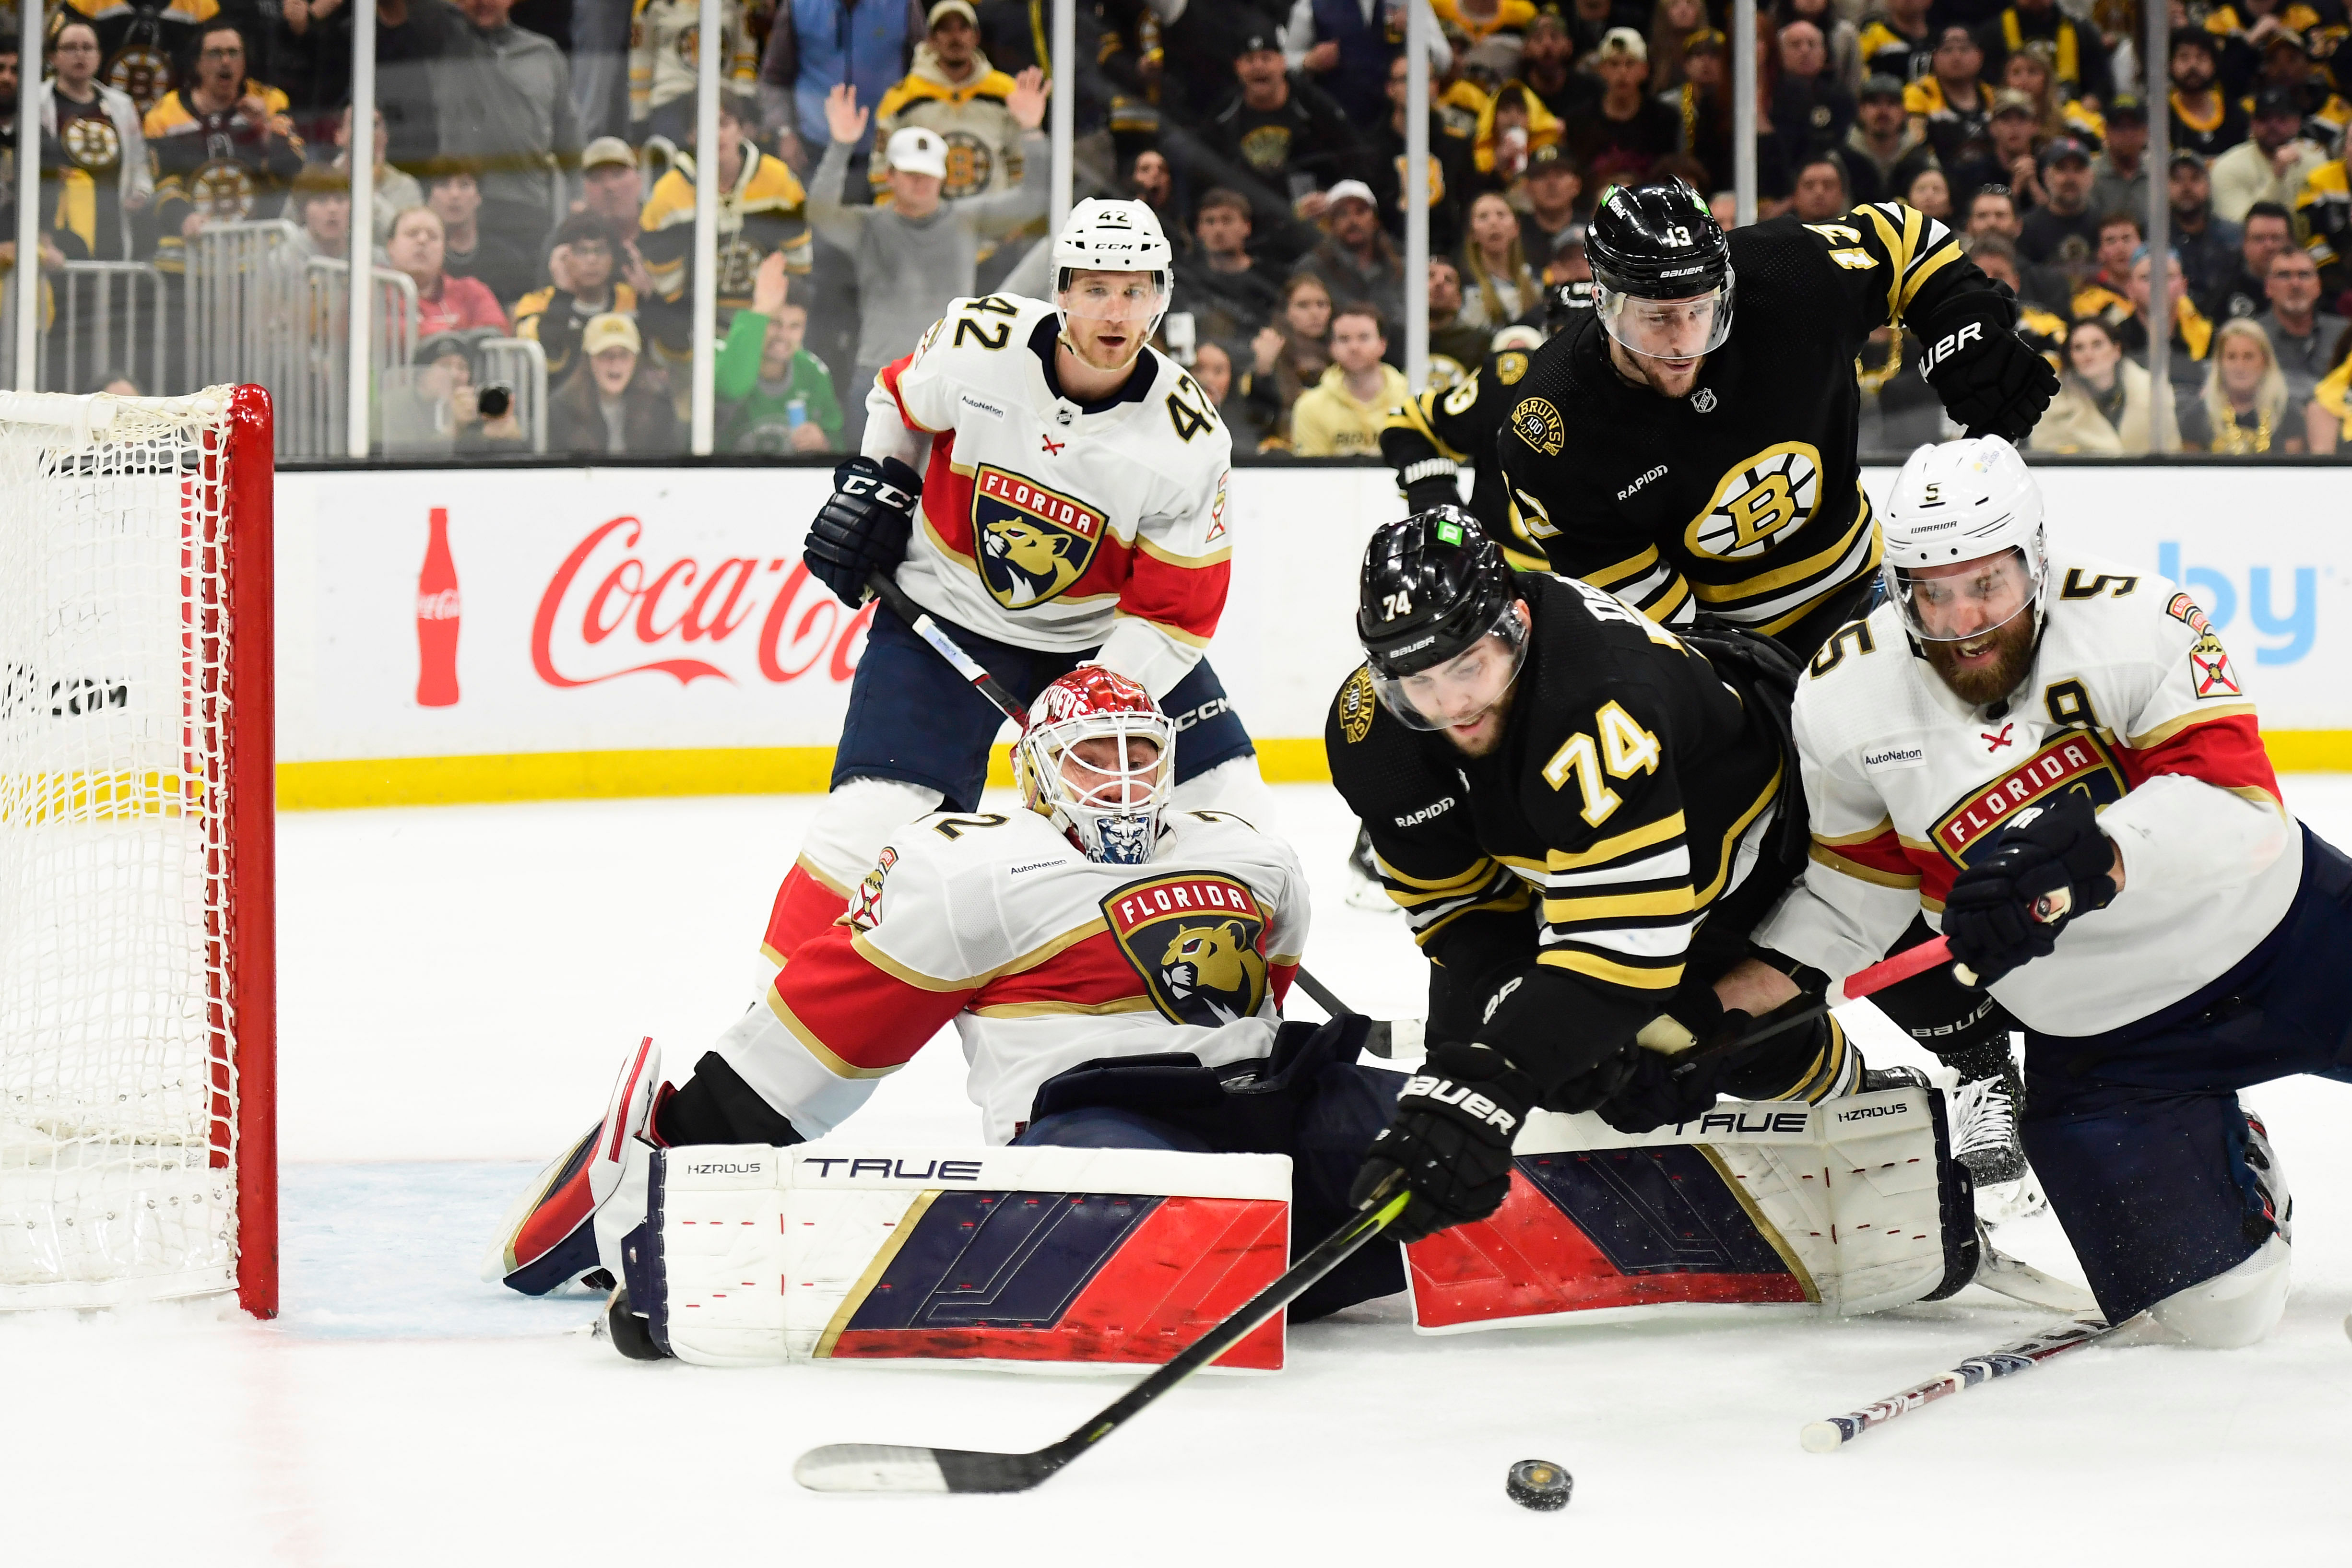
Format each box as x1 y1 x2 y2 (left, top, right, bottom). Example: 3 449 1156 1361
868 293 1234 700
1760 552 2298 1037
738 807 1306 1144
1499 203 2012 653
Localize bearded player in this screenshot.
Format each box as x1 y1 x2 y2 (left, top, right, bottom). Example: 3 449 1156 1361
488 671 1409 1336
760 196 1273 973
1496 178 2062 1204
1737 436 2344 1346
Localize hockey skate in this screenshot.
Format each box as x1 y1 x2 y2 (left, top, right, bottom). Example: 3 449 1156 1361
482 1037 666 1295
1344 826 1397 912
1946 1048 2045 1225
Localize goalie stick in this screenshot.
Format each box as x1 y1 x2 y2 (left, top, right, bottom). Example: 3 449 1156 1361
793 1174 1411 1494
1799 1315 2121 1452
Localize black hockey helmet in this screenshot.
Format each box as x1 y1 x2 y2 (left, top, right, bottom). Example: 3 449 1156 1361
1543 278 1595 337
1357 508 1531 731
1586 178 1737 358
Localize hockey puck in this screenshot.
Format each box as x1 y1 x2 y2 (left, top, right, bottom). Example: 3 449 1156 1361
1505 1459 1572 1511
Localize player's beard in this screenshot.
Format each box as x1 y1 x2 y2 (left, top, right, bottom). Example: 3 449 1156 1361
1606 334 1706 398
1437 682 1518 757
1922 608 2038 707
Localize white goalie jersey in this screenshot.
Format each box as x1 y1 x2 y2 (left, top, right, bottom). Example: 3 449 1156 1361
863 293 1234 701
716 806 1308 1144
1759 550 2301 1038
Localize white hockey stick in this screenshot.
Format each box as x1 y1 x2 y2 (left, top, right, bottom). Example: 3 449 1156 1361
1799 1316 2121 1452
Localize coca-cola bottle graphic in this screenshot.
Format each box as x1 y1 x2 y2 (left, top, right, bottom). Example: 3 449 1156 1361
416 506 461 707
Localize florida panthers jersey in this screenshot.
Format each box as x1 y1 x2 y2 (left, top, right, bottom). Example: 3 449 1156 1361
730 806 1306 1144
862 293 1234 701
1759 550 2301 1037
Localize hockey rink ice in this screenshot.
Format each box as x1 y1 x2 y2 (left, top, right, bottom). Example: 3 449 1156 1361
8 780 2351 1563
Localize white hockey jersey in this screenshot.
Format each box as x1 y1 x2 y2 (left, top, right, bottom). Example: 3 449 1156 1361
1759 550 2301 1038
862 293 1234 701
722 806 1307 1144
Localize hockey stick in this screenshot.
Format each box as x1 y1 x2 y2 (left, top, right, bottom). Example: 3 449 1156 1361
793 1174 1412 1494
1799 1316 2120 1452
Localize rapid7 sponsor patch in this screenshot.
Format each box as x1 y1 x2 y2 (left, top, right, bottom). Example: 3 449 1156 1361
1930 732 2126 865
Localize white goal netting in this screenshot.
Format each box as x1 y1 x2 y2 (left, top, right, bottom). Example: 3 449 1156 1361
0 387 272 1311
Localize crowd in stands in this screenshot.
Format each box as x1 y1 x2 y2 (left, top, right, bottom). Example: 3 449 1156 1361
0 0 2345 456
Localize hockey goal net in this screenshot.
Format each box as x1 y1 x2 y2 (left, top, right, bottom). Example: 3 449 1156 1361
0 385 276 1316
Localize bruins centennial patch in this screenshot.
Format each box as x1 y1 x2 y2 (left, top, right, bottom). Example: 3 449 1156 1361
1103 873 1271 1027
1511 396 1565 457
973 465 1107 609
1338 667 1378 743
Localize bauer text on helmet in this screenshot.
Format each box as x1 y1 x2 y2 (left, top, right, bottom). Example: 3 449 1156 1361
1017 667 1178 865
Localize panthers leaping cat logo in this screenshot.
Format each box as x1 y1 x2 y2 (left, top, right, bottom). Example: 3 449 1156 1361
1103 872 1274 1027
1158 920 1270 1027
973 465 1108 609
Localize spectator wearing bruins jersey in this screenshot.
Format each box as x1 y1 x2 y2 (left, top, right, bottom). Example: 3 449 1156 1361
143 23 304 277
1328 516 1907 1236
1382 282 1591 571
637 89 811 364
1497 178 2054 662
59 0 223 116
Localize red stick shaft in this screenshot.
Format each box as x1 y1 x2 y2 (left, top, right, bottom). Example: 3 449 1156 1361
1840 936 1953 1002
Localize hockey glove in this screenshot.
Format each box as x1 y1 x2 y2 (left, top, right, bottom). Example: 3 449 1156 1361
1593 1043 1727 1135
1350 1041 1536 1243
804 455 923 607
1922 307 2059 442
1941 792 2117 986
1398 457 1463 518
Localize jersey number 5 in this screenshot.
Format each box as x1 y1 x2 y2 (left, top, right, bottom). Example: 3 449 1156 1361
1541 702 1661 826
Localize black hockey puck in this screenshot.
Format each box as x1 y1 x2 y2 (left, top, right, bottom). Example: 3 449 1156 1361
1505 1459 1572 1511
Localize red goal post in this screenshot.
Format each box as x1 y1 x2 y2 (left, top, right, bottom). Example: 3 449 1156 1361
0 384 276 1318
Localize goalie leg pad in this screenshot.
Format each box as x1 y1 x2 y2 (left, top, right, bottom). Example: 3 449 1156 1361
643 1144 1293 1369
484 1037 663 1295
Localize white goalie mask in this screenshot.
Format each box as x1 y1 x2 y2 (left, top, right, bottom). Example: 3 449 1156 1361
1016 667 1177 865
1052 198 1174 363
1879 435 2050 644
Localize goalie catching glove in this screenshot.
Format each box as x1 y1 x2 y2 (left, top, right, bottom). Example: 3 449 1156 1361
1350 1042 1536 1242
804 454 922 607
1919 295 2059 442
1941 791 2118 986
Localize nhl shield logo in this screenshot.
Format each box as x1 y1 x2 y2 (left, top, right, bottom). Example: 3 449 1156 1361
1691 387 1718 413
973 465 1107 608
1103 874 1271 1027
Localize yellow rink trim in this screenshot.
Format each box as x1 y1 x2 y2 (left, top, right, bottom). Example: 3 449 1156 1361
268 730 2352 810
274 736 1344 810
0 769 209 822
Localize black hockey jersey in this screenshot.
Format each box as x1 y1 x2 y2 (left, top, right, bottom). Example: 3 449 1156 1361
1324 571 1785 1089
1498 202 2012 659
1380 345 1550 569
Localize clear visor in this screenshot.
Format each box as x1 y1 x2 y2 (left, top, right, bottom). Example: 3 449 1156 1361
1019 709 1177 863
1596 277 1735 361
1368 601 1531 732
1058 272 1171 325
1885 548 2040 643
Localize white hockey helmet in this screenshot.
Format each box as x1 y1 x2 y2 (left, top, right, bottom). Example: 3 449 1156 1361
1052 198 1174 353
1878 435 2049 644
1015 666 1177 865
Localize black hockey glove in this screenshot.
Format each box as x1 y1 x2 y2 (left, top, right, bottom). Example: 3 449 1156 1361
1592 1044 1728 1135
1397 457 1462 517
1350 1041 1536 1243
1922 307 2059 442
804 455 922 607
1941 792 2118 986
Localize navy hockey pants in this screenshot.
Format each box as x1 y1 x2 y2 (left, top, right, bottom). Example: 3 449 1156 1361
2021 826 2352 1323
833 601 1256 808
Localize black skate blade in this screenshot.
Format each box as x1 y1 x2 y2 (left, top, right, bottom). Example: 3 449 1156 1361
793 1442 1060 1494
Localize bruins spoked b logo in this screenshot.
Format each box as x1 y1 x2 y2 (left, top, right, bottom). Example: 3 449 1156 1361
1103 873 1271 1027
973 465 1107 608
1685 442 1821 559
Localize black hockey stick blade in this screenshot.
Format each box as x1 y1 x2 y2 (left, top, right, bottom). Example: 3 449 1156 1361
794 1177 1413 1494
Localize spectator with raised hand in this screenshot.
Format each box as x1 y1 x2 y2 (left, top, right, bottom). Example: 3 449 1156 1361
630 0 759 145
2168 28 2248 160
1241 269 1334 445
1200 29 1367 254
144 22 306 273
2182 315 2304 450
1456 189 1537 328
428 164 537 306
39 19 149 262
2255 246 2346 403
759 0 926 171
1288 301 1409 455
2210 85 2328 224
2031 313 2179 453
436 0 581 258
1176 187 1286 344
806 68 1046 445
548 311 685 454
716 250 843 454
333 105 424 242
390 204 510 336
514 213 640 380
2211 200 2295 319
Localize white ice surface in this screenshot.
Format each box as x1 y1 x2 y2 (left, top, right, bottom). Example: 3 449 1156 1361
9 781 2352 1564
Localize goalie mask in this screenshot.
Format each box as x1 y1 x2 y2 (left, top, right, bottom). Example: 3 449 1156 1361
1879 435 2049 644
1052 198 1174 367
1017 667 1177 865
